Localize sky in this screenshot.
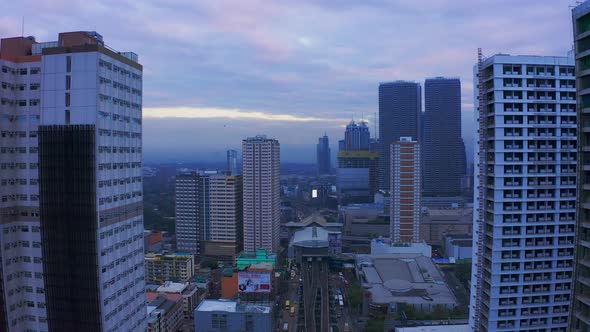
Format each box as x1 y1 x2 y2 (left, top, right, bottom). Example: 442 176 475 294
0 0 576 163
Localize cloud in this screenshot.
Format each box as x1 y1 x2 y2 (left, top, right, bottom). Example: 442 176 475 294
143 107 345 122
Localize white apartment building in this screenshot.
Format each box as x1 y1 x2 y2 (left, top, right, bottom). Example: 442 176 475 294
470 54 576 332
390 137 421 243
205 174 243 258
0 36 47 332
242 136 280 253
37 31 145 332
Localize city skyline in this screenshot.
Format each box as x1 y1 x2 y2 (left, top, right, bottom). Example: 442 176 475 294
0 1 574 163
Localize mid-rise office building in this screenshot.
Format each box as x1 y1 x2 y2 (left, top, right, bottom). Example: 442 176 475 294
469 54 576 332
38 31 146 331
379 81 421 191
572 3 590 331
242 135 280 253
316 134 331 175
227 149 238 175
0 36 47 332
145 252 195 284
146 293 184 332
390 138 421 243
423 77 464 196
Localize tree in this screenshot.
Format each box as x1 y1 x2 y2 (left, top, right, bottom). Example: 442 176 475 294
364 318 384 332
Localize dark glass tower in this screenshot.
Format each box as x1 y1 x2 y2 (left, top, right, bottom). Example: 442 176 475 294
378 81 421 191
423 77 463 196
316 135 331 175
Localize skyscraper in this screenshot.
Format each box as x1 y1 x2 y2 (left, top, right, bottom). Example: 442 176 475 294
38 31 146 331
343 120 370 151
227 149 238 175
316 134 331 175
0 36 47 332
390 138 421 243
379 81 421 191
242 135 280 253
571 4 590 330
423 77 463 196
470 54 576 331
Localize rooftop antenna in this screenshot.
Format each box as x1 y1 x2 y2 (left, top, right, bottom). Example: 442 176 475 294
374 112 377 139
21 17 24 37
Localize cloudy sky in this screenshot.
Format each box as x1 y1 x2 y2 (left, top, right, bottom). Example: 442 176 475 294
1 0 575 163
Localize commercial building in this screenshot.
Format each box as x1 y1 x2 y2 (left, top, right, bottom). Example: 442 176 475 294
242 135 280 253
236 249 277 271
226 149 238 175
378 81 421 191
340 120 370 151
147 281 205 322
0 36 47 331
316 134 331 175
38 31 146 331
572 3 590 330
194 299 273 332
146 293 184 332
355 253 456 316
420 207 473 247
145 252 195 284
423 77 465 196
395 325 470 332
337 150 379 204
390 137 421 243
443 234 473 261
469 54 576 331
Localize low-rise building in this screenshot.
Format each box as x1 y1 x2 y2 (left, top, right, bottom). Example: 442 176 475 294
145 230 164 252
145 252 195 284
146 293 184 332
147 281 206 323
443 234 472 260
356 253 457 316
194 299 273 332
419 207 472 246
236 249 276 270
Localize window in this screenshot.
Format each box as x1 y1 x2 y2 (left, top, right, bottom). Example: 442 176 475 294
65 93 70 107
66 56 71 72
30 67 40 75
19 68 27 75
66 75 71 90
65 110 70 124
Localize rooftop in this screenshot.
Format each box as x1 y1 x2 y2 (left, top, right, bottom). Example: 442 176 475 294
356 254 456 306
395 325 470 332
291 226 331 248
196 300 272 314
157 281 188 293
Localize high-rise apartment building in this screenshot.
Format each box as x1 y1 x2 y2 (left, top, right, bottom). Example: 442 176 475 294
175 172 209 255
571 3 590 331
379 81 421 191
0 36 47 332
423 77 464 196
227 149 238 175
242 135 280 253
316 134 331 175
204 174 243 258
37 31 146 331
390 138 421 243
175 172 243 260
470 54 576 332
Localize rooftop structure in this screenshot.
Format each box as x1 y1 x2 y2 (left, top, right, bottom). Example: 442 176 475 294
194 300 273 332
236 248 277 270
356 253 456 313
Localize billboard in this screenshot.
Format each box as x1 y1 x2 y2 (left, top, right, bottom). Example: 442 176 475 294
238 272 271 293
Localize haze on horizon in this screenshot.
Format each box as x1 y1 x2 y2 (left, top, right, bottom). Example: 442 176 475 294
0 0 574 163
